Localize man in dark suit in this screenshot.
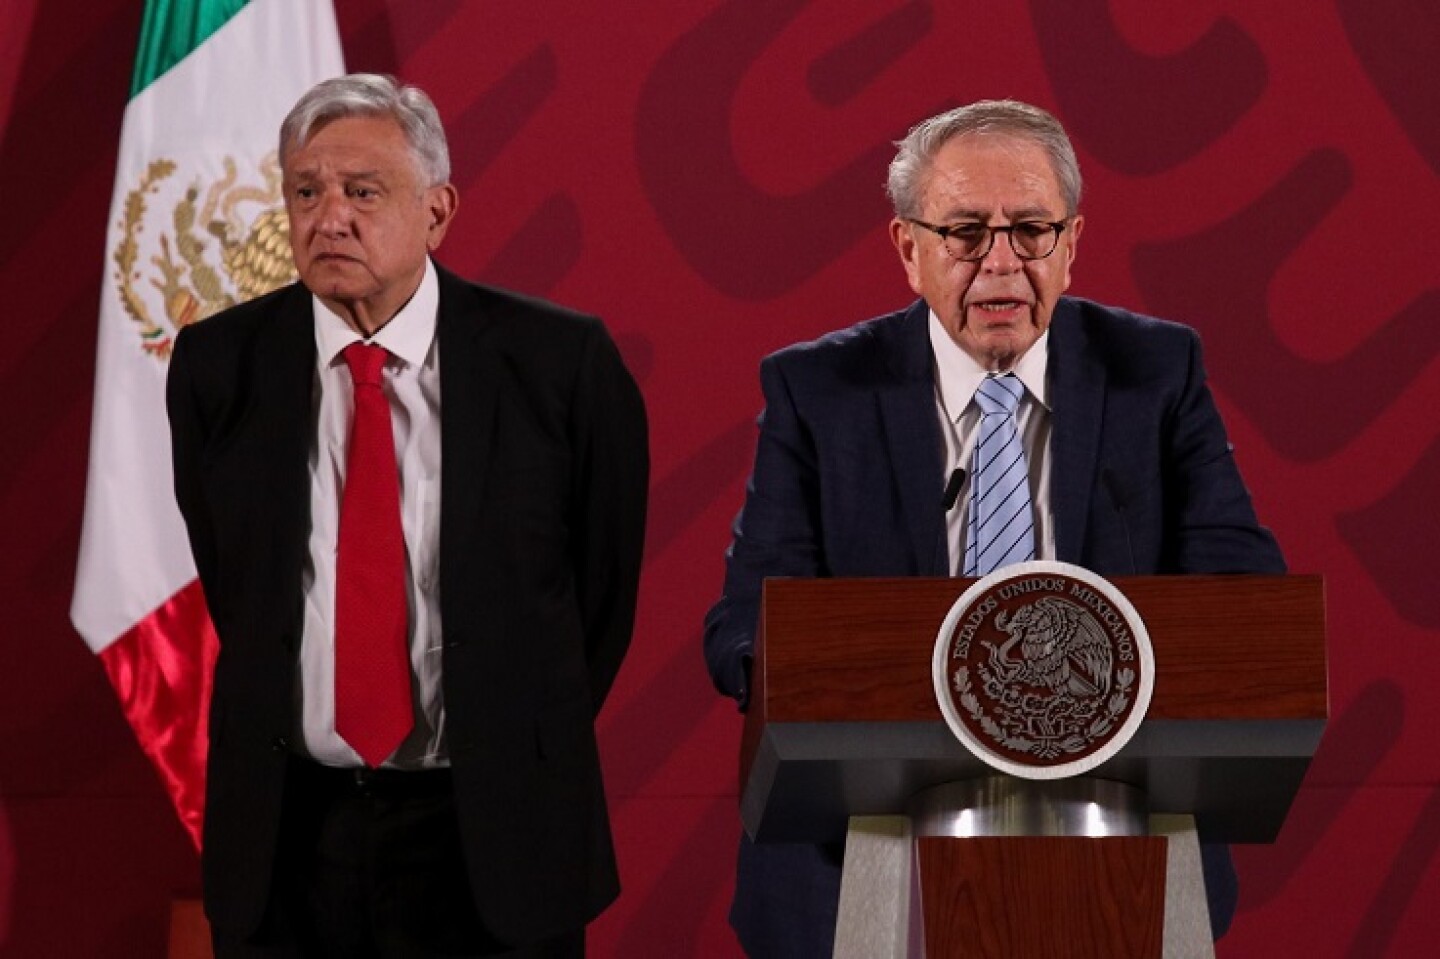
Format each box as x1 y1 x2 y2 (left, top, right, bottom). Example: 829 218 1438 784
704 100 1283 957
167 74 647 957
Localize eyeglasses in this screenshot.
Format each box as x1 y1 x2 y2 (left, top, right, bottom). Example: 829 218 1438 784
906 218 1069 261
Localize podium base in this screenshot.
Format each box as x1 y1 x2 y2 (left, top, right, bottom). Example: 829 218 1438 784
834 813 1214 958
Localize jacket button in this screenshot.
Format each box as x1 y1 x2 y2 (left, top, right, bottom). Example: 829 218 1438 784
271 736 289 752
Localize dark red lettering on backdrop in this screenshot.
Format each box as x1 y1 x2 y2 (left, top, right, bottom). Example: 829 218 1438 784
1032 0 1267 174
2 0 1438 955
636 0 905 299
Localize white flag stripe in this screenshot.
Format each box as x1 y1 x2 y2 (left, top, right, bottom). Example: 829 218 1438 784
71 0 343 652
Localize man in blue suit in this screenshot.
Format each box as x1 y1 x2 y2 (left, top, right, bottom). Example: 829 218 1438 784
704 100 1284 957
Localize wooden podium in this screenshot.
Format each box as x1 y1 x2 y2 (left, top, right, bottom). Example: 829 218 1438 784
739 576 1327 958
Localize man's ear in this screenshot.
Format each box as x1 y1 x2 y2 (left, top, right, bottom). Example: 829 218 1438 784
1060 213 1083 291
425 184 459 251
889 217 924 296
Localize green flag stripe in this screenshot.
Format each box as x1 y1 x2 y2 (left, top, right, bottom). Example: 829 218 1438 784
130 0 250 97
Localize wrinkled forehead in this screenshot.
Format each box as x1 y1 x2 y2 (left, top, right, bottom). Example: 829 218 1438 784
919 133 1067 218
280 115 420 179
285 110 370 149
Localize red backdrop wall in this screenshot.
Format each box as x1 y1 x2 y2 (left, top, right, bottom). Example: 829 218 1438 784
2 1 1437 955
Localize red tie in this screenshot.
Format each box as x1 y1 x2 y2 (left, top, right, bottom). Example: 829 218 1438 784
335 342 413 767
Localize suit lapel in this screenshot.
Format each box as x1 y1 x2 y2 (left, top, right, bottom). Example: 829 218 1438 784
877 301 947 575
259 285 317 633
435 266 501 592
1048 298 1104 564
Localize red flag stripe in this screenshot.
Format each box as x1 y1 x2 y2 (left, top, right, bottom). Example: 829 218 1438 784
97 578 216 850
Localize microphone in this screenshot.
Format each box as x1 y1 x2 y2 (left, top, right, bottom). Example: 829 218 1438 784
1101 467 1137 575
942 467 966 512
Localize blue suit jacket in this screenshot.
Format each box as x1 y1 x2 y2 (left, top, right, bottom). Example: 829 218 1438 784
704 296 1284 955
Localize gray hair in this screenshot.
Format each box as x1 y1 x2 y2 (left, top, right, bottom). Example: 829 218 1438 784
279 73 451 186
885 100 1081 219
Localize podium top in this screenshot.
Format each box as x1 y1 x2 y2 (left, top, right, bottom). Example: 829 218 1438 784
740 575 1326 843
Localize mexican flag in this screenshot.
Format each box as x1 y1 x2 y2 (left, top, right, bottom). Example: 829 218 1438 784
71 0 343 848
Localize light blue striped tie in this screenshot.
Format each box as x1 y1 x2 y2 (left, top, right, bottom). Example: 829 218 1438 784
964 374 1035 576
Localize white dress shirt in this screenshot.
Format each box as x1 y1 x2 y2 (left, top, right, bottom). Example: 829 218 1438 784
929 310 1055 575
296 259 447 768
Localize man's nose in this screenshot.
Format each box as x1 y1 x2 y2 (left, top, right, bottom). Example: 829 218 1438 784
314 192 353 235
980 228 1022 272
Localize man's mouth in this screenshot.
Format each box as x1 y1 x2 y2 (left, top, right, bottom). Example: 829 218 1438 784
972 299 1029 316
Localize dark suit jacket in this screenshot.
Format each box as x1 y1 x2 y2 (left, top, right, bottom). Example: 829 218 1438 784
703 296 1283 953
167 263 648 945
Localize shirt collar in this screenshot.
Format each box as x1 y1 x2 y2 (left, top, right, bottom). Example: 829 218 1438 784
928 309 1050 422
313 258 439 369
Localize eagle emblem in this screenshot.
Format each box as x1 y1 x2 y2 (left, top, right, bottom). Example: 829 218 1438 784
933 562 1154 779
112 152 296 361
986 596 1114 698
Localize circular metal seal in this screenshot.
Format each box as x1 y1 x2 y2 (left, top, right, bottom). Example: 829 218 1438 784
932 561 1155 780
